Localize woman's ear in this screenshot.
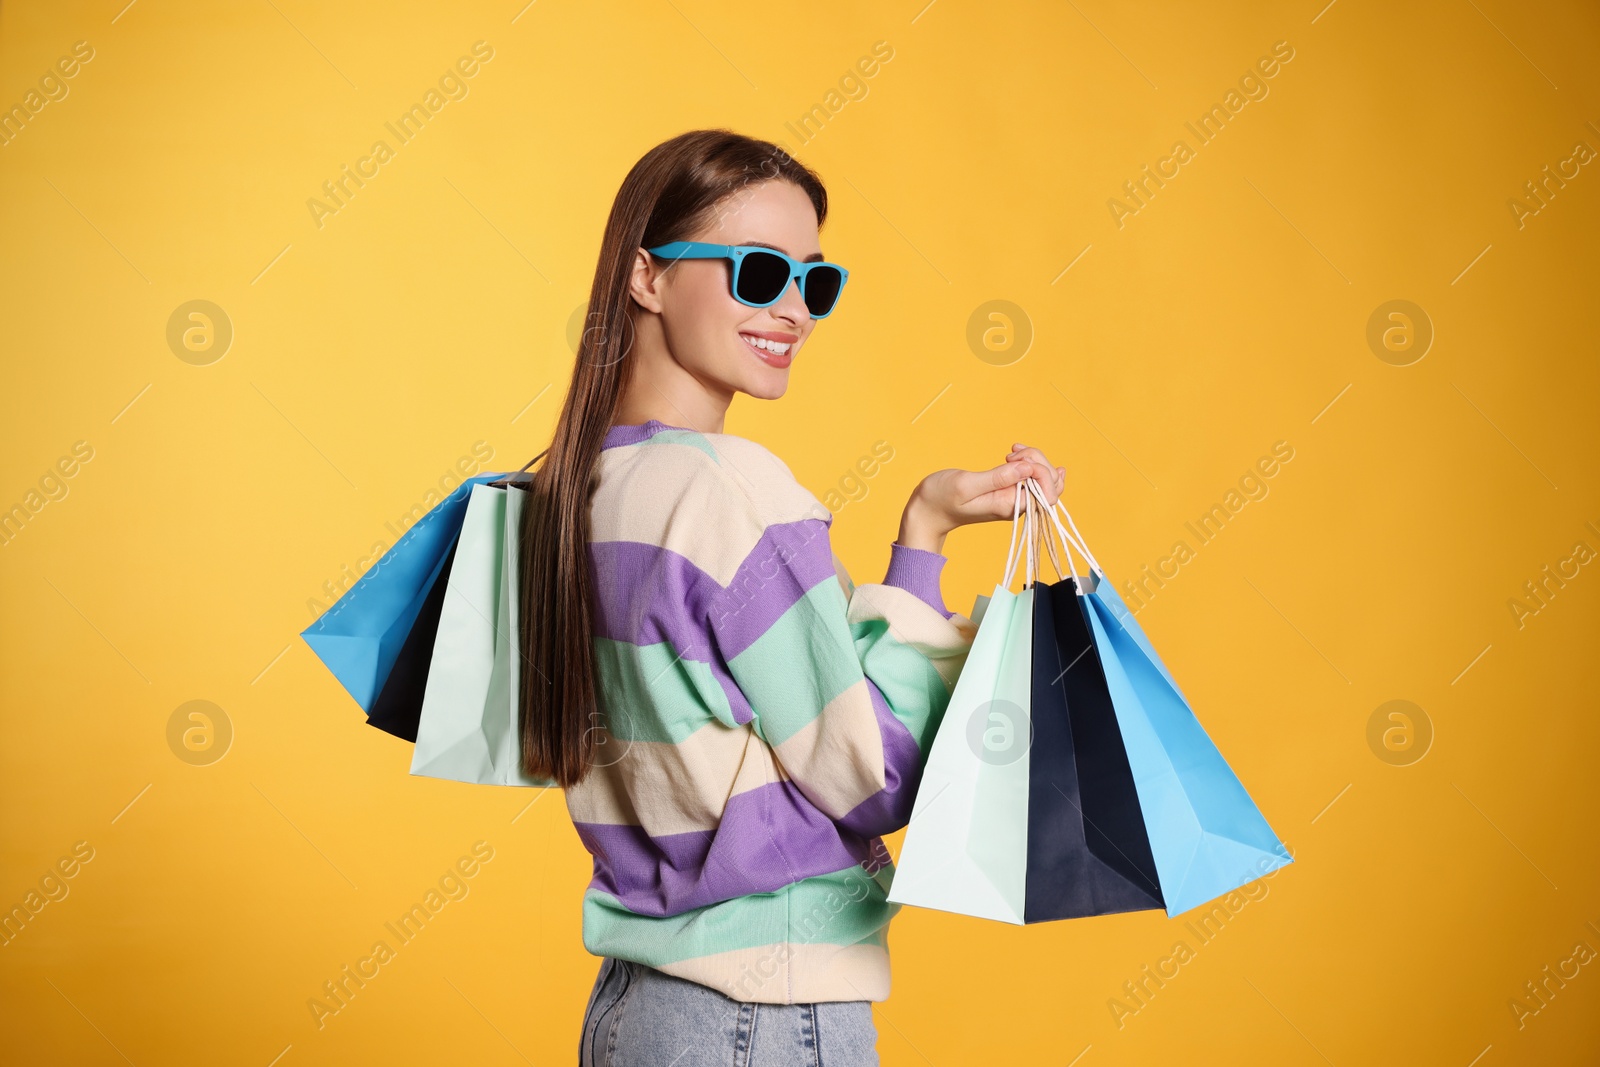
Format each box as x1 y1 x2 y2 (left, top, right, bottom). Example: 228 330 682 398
627 247 667 313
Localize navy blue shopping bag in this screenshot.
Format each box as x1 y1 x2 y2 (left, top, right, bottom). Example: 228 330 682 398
1023 573 1165 922
1031 481 1293 917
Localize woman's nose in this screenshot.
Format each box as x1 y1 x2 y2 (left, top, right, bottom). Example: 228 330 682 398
772 279 810 323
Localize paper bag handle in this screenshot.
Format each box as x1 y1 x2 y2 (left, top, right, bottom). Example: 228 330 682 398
1022 477 1103 578
1000 479 1041 590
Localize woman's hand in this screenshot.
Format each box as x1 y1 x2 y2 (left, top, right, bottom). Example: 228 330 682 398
897 443 1065 555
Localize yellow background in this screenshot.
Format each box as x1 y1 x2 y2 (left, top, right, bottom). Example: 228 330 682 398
2 0 1597 1062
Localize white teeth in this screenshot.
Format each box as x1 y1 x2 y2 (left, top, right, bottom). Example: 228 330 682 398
741 334 791 355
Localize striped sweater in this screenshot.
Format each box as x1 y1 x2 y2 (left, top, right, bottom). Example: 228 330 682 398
566 419 978 1005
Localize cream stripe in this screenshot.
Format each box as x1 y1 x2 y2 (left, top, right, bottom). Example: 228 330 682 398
702 434 831 531
563 722 781 835
590 447 760 586
770 678 886 819
846 582 978 689
651 941 891 1005
591 433 832 586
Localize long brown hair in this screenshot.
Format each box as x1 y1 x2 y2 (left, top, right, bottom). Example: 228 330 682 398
516 128 830 788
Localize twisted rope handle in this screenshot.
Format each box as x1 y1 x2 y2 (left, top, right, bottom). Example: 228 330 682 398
1021 477 1101 582
1000 479 1041 590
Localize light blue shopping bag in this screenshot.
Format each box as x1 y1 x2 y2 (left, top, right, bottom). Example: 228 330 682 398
1039 490 1292 917
302 473 503 714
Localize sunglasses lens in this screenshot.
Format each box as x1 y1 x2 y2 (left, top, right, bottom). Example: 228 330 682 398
802 267 843 316
734 251 791 306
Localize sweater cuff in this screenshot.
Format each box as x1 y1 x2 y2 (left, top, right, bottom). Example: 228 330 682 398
883 541 952 618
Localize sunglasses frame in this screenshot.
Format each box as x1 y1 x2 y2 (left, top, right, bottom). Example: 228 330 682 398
645 241 850 319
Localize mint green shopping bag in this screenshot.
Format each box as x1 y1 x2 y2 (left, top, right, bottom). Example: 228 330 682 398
411 480 557 788
886 485 1044 923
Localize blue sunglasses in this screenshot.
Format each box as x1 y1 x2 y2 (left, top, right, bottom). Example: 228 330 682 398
646 241 849 319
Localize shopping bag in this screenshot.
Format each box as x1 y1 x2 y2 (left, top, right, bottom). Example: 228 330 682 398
302 473 502 738
888 480 1166 923
1023 567 1164 921
1035 484 1292 917
363 536 459 742
410 478 556 787
885 483 1036 922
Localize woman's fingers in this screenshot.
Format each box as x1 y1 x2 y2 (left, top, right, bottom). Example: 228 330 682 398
1005 445 1064 504
929 450 1067 529
962 460 1033 520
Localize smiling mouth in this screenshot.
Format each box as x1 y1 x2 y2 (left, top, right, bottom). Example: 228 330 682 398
739 332 795 368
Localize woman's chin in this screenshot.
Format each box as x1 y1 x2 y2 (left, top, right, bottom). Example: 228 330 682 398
739 372 790 401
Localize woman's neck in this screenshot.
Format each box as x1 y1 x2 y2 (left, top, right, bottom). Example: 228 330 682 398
612 309 736 434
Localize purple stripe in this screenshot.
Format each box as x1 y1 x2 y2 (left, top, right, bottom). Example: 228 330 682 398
883 542 952 618
835 677 924 838
602 420 697 451
587 539 756 726
709 518 836 657
573 779 871 916
586 541 722 651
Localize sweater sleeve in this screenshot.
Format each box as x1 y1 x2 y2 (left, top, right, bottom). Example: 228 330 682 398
707 515 977 839
882 541 953 618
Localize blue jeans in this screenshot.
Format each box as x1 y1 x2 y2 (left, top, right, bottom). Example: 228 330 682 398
578 957 881 1066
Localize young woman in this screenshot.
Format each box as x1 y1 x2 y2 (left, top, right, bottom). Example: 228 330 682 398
515 128 1064 1065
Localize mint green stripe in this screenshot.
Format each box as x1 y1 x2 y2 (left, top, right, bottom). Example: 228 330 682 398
850 616 953 751
644 429 720 463
725 579 860 746
591 636 728 742
581 865 896 966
